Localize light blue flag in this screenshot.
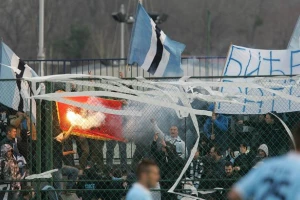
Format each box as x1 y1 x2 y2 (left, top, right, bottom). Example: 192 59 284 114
0 42 39 122
128 3 185 77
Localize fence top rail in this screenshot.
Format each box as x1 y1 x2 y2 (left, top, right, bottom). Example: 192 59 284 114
23 56 227 62
0 74 298 81
121 74 299 80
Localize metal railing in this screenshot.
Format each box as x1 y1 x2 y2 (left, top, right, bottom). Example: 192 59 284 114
24 56 226 77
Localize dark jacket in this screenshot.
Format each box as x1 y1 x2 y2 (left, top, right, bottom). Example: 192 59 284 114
224 171 240 179
150 141 184 185
213 158 226 179
260 123 290 156
53 140 63 169
234 152 253 176
214 171 241 189
206 156 226 179
62 138 75 166
76 167 108 200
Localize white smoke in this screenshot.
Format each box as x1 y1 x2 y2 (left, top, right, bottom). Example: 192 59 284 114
67 110 106 130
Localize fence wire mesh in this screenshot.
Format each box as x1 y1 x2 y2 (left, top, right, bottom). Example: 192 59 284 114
0 77 295 200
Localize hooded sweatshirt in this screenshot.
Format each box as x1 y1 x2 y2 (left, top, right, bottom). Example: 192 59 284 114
0 144 21 189
258 144 269 157
252 144 269 168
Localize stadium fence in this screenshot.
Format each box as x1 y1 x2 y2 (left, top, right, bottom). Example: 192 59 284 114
0 75 295 200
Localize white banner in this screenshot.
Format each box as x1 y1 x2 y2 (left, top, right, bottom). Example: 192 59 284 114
216 45 300 114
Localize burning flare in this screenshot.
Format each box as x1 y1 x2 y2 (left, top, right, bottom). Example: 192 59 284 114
67 110 106 130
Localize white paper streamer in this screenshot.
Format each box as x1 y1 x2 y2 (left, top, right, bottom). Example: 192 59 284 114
167 84 204 200
270 113 296 149
26 169 58 180
33 91 212 117
25 74 300 199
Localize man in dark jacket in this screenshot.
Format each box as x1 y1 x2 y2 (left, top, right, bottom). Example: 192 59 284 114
215 161 240 199
260 113 290 156
51 88 79 197
208 145 226 179
52 126 79 196
150 133 184 200
1 125 20 154
224 161 240 179
233 143 253 176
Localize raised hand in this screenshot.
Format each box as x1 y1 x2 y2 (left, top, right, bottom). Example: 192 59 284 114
153 133 159 141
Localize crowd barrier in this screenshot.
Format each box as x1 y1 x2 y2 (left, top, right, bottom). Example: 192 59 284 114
24 57 226 78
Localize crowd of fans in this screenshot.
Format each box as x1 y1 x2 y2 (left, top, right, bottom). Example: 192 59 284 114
181 108 293 199
0 100 295 199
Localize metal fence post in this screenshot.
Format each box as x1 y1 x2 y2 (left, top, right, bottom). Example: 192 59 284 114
36 98 42 174
28 82 33 174
35 88 42 200
45 82 53 171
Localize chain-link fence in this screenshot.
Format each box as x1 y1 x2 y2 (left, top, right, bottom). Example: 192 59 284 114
0 76 295 200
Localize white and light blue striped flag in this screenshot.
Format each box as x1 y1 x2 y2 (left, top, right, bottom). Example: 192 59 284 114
0 42 41 123
128 3 186 77
288 16 300 49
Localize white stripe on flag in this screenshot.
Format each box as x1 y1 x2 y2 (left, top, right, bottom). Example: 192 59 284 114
153 31 170 76
11 55 21 111
11 53 21 74
140 20 157 71
154 48 170 77
12 81 20 111
22 66 37 120
160 31 167 43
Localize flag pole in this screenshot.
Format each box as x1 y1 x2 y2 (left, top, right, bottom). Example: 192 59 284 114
120 4 125 69
37 0 45 76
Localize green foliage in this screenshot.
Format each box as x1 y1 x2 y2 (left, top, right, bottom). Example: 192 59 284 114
54 24 90 59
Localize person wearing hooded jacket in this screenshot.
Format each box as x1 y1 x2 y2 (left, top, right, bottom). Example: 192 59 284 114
0 125 27 176
0 144 22 200
252 144 269 168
